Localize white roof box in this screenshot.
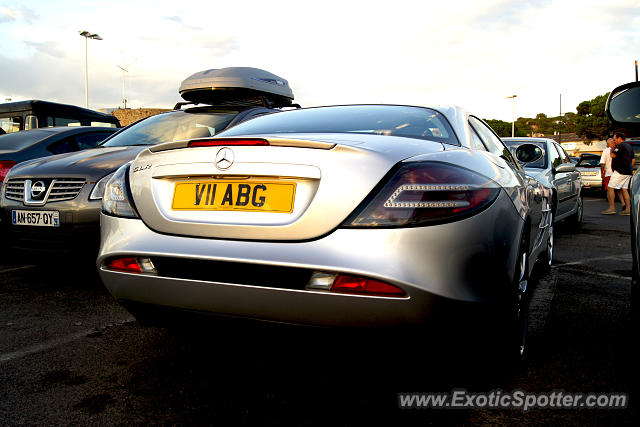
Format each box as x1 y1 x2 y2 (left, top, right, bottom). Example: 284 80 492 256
179 67 294 107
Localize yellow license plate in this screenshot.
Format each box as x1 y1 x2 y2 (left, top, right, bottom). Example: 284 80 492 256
172 180 296 213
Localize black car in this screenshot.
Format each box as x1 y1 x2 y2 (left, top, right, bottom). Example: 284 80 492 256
0 126 118 192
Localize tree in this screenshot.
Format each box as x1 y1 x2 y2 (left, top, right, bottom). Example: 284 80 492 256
574 93 611 141
484 119 511 137
484 118 529 137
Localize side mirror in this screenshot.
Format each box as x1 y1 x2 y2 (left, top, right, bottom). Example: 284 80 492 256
555 163 576 173
606 81 640 132
515 143 543 163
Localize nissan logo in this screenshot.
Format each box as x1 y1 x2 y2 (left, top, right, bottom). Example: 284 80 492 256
30 181 46 198
215 147 234 170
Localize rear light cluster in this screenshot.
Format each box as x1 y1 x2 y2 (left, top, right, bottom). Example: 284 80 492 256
343 162 500 227
306 271 406 297
104 256 156 274
0 160 16 183
187 138 269 148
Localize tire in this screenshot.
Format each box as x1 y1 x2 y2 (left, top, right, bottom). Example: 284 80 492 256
539 203 554 274
489 233 530 371
509 236 530 364
568 193 583 230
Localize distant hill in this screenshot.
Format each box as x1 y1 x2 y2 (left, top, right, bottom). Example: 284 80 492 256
112 108 170 127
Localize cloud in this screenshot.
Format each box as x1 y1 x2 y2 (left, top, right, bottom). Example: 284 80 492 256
0 52 181 109
0 5 38 24
0 6 18 23
23 41 66 59
161 15 202 31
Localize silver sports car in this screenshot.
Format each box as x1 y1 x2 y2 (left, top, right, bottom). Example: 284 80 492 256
97 104 552 361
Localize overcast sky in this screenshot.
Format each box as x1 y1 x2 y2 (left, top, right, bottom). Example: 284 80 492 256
1 0 638 121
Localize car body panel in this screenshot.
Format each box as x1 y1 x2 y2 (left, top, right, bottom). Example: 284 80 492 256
99 191 525 327
98 105 552 334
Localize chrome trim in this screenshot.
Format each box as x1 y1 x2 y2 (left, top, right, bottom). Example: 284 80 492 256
4 177 86 205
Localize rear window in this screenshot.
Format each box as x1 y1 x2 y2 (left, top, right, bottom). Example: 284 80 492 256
503 140 548 169
0 116 22 134
101 110 240 147
576 156 600 167
0 128 57 151
218 105 459 145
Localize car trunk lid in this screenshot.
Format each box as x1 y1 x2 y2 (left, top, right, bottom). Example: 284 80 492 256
129 134 445 240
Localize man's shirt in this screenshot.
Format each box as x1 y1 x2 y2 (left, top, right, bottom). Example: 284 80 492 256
612 141 633 175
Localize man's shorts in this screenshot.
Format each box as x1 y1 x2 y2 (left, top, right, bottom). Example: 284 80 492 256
608 171 631 190
603 176 611 190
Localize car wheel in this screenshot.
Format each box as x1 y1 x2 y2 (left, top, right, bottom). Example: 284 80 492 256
569 193 583 230
539 201 554 273
491 233 530 370
511 239 529 362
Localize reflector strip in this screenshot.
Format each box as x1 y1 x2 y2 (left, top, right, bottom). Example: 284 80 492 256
188 138 269 147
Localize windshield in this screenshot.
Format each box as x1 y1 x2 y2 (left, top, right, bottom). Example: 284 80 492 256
101 110 240 147
218 105 459 145
503 140 548 169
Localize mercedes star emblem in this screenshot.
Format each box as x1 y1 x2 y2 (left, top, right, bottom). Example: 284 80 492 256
215 147 235 170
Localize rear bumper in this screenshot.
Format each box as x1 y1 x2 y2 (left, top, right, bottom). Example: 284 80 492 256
97 191 526 328
579 173 602 188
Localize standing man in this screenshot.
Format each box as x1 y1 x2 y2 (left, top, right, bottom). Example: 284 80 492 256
602 132 634 215
600 138 614 191
600 138 626 207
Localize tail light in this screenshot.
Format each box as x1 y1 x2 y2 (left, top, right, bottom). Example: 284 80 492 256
188 138 269 147
330 275 406 296
343 162 500 227
306 272 406 297
104 256 156 274
0 160 17 182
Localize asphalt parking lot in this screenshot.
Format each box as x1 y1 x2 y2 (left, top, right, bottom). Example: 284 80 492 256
0 194 636 425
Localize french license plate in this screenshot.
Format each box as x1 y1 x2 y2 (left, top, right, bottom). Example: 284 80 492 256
172 180 296 213
12 210 60 227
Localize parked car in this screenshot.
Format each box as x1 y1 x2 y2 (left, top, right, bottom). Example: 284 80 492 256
503 137 583 228
605 80 640 323
0 67 295 254
628 139 640 171
0 126 118 193
97 104 553 363
575 153 604 191
0 100 120 134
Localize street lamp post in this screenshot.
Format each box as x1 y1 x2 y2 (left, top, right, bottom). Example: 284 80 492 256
78 30 103 109
506 94 517 137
